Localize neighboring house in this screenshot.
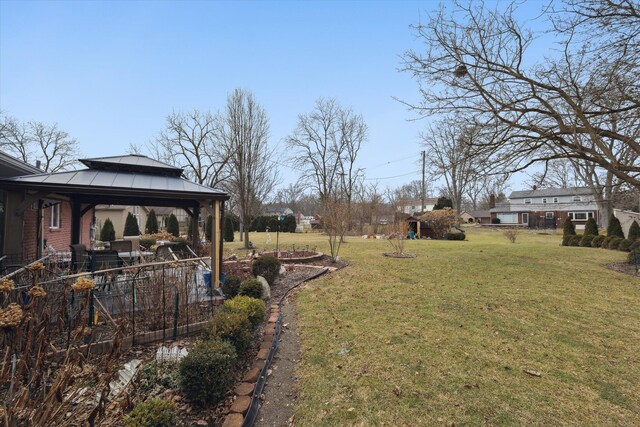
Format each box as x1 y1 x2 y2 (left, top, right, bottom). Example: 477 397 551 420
94 205 150 239
490 187 599 229
461 210 492 224
264 206 294 217
0 151 92 261
397 198 438 215
613 209 640 239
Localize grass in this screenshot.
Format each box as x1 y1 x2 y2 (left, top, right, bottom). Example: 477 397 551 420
225 227 640 426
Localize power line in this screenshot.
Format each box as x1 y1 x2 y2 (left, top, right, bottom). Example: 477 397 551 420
363 170 420 181
368 154 417 169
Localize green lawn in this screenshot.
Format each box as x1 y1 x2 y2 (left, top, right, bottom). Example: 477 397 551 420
226 228 640 426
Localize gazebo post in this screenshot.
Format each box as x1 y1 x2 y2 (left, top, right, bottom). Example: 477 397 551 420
210 200 222 289
71 199 81 245
191 205 200 249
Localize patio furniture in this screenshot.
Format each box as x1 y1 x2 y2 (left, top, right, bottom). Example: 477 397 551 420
123 236 140 252
69 244 89 272
109 240 132 253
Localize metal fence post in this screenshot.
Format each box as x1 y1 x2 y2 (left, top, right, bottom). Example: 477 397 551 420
173 292 179 340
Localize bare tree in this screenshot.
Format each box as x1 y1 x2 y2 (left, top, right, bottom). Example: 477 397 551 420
401 0 640 189
421 117 490 212
216 88 278 248
287 98 368 204
0 113 80 172
152 109 231 188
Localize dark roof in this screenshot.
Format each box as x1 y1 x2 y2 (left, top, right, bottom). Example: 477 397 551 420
509 187 594 199
0 154 228 207
79 155 183 177
0 151 41 177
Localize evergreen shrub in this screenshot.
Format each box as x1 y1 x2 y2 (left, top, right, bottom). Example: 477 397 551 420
252 256 281 285
145 209 159 234
124 398 177 427
221 275 241 298
203 312 252 354
618 239 632 252
562 218 576 236
584 217 599 236
166 214 179 237
222 296 265 330
579 234 596 247
445 232 466 240
591 235 606 248
628 220 640 242
608 237 623 250
239 279 263 299
607 215 625 238
178 340 236 406
124 212 140 236
100 218 116 242
224 216 235 242
569 235 581 246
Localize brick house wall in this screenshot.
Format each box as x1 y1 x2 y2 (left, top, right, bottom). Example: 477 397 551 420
22 202 93 260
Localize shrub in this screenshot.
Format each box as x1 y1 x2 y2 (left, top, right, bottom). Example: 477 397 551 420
628 250 640 264
124 212 140 236
568 235 581 246
252 256 281 285
618 239 632 252
239 279 263 299
203 312 252 354
579 234 596 247
221 275 241 298
630 240 640 252
222 296 265 330
561 235 571 246
224 216 235 242
139 237 156 249
491 218 501 224
502 228 519 243
608 237 623 250
584 217 599 236
178 340 236 406
100 218 116 242
124 398 177 427
145 209 159 234
166 214 180 237
591 235 606 248
444 232 466 240
607 215 625 238
628 220 640 242
138 363 179 392
562 218 576 236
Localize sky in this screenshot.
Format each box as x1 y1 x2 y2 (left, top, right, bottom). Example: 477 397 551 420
0 0 546 195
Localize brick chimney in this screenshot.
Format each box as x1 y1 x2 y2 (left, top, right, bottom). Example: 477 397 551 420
489 194 496 209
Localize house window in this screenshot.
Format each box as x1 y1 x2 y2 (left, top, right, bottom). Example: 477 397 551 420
524 198 531 204
542 198 547 204
545 212 554 219
573 195 582 202
49 204 61 228
522 213 529 224
569 212 591 220
553 197 559 203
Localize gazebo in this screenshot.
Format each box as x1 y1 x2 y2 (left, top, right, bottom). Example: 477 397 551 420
0 154 229 285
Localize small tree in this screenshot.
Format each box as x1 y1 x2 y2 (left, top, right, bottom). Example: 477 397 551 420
166 214 180 237
628 220 640 242
562 218 576 236
145 209 159 234
433 196 453 210
124 212 140 236
584 217 599 236
502 227 519 243
322 199 350 261
100 218 116 242
607 215 625 239
224 216 234 242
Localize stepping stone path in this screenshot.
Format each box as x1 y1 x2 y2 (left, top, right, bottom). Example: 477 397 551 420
221 304 280 426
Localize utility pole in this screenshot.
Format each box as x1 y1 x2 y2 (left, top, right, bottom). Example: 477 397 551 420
421 150 426 213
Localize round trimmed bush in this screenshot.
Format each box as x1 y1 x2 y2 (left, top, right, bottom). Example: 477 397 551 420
252 256 281 285
618 239 632 252
591 235 606 248
601 236 613 249
608 237 623 250
124 398 177 427
178 340 236 406
579 234 596 247
630 240 640 252
203 312 252 354
239 278 263 299
569 235 581 246
629 250 640 264
561 235 571 246
221 275 241 299
222 296 266 330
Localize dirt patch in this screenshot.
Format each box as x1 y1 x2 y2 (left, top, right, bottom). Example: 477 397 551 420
605 262 640 277
382 252 417 258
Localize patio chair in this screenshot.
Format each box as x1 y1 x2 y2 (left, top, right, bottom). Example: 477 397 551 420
91 250 122 272
69 244 89 273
